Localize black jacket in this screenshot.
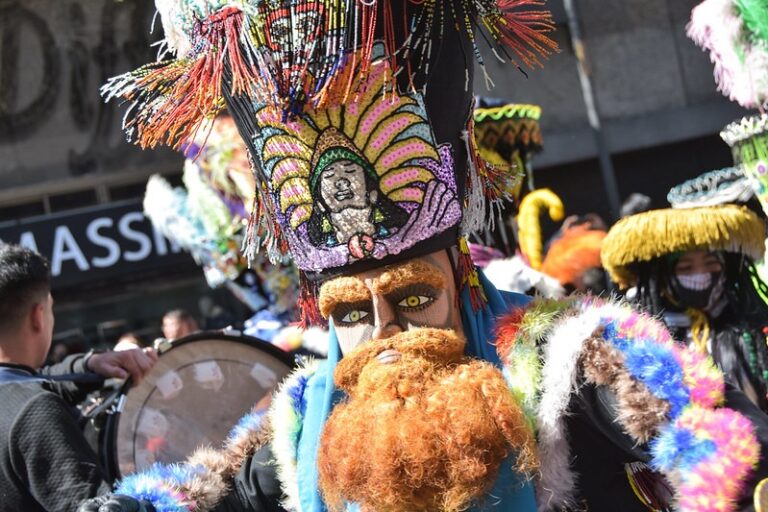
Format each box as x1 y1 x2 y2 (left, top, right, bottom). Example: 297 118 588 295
0 355 110 512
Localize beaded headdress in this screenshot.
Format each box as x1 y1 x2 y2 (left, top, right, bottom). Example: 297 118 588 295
105 0 556 320
667 167 754 209
721 116 768 216
688 0 768 216
472 100 543 201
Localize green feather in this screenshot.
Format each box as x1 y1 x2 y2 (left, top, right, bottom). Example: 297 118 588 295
500 297 575 431
505 343 542 430
519 297 575 345
736 0 768 47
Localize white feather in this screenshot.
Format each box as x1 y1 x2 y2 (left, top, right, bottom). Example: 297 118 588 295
154 0 193 56
269 360 321 512
484 257 565 299
535 307 601 511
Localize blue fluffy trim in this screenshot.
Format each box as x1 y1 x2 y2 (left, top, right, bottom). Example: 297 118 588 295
288 372 310 417
650 425 716 473
601 323 624 349
621 340 690 418
115 463 199 512
228 409 266 443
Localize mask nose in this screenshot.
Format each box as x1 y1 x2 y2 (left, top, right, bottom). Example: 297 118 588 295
370 294 403 340
336 178 350 190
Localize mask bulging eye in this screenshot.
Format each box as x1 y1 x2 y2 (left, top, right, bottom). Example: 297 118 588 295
398 295 432 309
341 310 369 323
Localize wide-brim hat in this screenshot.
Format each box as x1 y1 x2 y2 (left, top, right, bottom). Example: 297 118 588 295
473 101 543 164
473 101 543 201
601 205 766 288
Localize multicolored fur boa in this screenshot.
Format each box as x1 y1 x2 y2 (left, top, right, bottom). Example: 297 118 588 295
495 297 760 512
115 407 270 511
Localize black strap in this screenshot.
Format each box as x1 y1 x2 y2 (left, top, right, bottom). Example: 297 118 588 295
0 367 104 386
47 372 105 385
0 367 44 384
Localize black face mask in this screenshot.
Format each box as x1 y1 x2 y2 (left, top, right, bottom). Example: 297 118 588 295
669 271 725 311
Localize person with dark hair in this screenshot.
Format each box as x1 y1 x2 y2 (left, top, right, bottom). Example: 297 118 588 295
161 309 200 340
0 243 158 511
602 204 768 411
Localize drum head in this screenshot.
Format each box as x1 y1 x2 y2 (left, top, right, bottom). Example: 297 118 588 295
113 333 293 477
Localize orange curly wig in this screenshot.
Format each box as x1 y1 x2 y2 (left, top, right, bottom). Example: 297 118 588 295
317 328 538 512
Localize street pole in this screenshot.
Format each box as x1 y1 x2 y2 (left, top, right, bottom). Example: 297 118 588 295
562 0 622 221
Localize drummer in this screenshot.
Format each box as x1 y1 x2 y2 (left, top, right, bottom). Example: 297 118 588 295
0 243 158 512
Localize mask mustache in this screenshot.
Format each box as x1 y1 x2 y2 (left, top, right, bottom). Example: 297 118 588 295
334 327 466 393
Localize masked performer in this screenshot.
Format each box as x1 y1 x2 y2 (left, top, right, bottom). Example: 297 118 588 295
82 0 768 511
602 169 768 412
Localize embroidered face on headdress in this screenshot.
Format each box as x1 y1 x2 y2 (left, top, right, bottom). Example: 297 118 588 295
250 58 462 272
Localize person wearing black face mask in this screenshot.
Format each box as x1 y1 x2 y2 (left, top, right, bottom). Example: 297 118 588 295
667 250 728 315
602 203 768 412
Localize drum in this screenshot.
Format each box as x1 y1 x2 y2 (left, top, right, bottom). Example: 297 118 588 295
84 331 294 482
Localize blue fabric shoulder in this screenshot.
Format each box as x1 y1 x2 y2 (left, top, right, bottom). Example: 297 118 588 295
500 289 534 309
460 271 530 367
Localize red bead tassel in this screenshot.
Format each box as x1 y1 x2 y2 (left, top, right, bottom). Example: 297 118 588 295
457 238 488 312
107 7 267 150
296 273 327 329
487 0 558 68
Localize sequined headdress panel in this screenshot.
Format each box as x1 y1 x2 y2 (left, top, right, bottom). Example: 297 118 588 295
104 0 556 278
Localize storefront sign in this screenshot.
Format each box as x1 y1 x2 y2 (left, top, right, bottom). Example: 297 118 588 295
0 200 195 289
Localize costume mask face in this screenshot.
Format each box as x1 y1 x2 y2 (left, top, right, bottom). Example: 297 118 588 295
317 327 537 512
318 250 463 354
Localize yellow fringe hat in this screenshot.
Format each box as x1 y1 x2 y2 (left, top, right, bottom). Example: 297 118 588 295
601 205 766 288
